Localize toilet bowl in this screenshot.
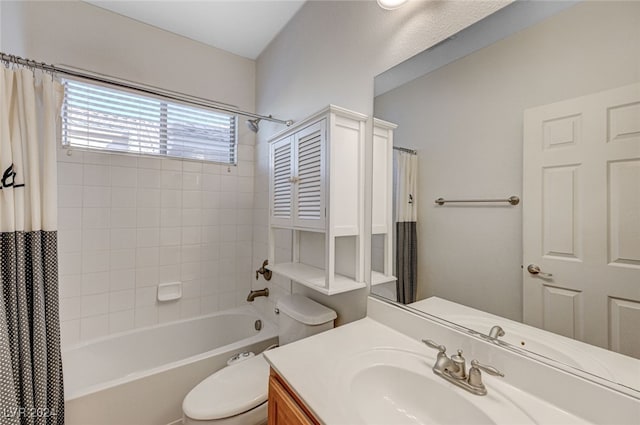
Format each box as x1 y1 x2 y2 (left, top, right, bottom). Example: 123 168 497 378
182 295 336 424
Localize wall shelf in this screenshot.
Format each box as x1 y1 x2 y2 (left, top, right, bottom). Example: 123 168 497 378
267 262 366 296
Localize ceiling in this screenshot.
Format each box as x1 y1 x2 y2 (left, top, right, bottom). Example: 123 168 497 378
84 1 306 60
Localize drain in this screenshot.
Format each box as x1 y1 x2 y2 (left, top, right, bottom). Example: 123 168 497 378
255 319 262 331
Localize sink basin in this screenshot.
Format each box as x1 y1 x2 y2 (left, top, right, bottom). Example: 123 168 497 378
334 348 534 425
351 365 495 424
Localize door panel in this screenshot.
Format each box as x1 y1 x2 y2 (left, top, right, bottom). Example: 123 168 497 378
293 120 326 229
523 83 640 355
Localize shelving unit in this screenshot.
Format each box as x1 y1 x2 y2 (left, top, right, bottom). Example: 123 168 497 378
267 105 367 295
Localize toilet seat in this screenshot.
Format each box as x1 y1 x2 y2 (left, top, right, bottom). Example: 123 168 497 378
183 353 270 421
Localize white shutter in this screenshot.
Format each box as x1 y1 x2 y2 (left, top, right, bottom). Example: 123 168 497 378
294 121 325 228
61 79 237 164
271 137 293 226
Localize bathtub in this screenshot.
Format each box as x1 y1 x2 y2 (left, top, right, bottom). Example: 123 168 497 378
63 306 278 425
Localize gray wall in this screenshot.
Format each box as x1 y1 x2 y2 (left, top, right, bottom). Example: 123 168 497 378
254 0 510 324
374 1 640 320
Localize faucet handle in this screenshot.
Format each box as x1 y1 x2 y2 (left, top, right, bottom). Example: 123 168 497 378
470 360 504 377
422 339 446 353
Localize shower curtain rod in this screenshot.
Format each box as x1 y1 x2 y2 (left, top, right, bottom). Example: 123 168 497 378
393 146 417 155
0 51 294 127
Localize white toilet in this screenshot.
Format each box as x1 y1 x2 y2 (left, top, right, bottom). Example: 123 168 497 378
182 294 337 425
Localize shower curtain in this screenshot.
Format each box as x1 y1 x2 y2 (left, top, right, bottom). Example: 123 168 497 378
394 151 418 304
0 67 64 425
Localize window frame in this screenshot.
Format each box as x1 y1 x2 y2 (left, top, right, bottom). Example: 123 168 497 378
60 78 239 166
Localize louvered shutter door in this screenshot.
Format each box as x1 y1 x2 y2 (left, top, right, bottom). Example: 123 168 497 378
270 137 294 226
294 120 326 229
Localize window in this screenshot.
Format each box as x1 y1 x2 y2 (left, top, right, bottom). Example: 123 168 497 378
61 79 237 164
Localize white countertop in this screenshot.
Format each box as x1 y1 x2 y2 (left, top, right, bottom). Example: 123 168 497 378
263 317 593 424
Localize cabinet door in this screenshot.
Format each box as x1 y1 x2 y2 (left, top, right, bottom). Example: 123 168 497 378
268 375 315 425
293 120 326 229
270 136 294 227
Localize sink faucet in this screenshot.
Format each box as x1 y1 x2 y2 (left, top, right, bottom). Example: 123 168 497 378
489 325 505 340
422 339 504 396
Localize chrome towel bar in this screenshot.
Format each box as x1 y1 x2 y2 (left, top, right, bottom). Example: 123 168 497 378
435 196 520 206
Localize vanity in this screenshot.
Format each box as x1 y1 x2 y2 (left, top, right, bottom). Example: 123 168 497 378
264 296 640 424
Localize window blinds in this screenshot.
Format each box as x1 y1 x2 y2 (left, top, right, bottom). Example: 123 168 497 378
61 79 237 164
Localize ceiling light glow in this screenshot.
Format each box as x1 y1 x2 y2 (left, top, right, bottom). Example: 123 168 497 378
377 0 408 10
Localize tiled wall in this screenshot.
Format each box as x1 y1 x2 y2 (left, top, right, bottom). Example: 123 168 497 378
57 144 255 346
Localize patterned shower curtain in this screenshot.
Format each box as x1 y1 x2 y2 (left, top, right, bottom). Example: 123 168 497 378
0 67 64 425
394 151 418 304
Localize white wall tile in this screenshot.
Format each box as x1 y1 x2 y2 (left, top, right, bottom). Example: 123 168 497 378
110 249 136 270
109 310 134 334
182 172 202 190
83 186 111 207
60 320 81 347
137 189 161 208
182 191 202 209
110 154 138 168
137 208 161 228
80 315 109 341
161 170 182 190
83 164 111 186
110 229 137 249
138 168 161 188
109 290 135 312
111 166 138 187
81 272 110 295
158 301 180 323
111 187 137 208
136 228 159 247
60 274 82 299
57 148 255 345
58 230 82 253
159 246 181 265
81 293 109 317
58 162 83 185
110 269 136 291
161 189 182 208
58 185 83 208
135 306 158 328
160 227 182 246
82 208 110 229
135 267 159 287
82 229 110 251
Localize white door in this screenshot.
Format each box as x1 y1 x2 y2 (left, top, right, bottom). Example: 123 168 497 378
523 83 640 357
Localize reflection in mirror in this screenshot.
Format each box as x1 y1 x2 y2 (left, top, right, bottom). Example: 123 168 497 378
372 0 640 393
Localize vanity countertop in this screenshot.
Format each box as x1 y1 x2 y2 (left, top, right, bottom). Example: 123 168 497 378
263 316 594 424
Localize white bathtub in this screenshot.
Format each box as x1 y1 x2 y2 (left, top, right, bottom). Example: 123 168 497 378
63 306 278 425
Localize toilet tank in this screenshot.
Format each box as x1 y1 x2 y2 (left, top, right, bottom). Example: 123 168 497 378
276 295 337 345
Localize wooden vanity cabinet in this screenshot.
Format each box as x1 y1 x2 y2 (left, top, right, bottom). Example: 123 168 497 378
268 368 320 425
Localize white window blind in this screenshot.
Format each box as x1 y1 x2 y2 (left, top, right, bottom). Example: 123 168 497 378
61 79 237 164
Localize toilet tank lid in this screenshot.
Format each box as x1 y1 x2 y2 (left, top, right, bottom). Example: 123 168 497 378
277 294 337 325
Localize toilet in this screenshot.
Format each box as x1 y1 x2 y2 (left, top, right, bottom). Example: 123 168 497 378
182 294 337 425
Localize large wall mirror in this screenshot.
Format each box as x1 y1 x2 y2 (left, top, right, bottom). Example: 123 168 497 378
371 0 639 394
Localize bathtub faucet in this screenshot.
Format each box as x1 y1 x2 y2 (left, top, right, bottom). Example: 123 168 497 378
247 288 269 302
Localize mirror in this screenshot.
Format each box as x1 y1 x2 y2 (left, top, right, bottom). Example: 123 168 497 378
372 0 640 393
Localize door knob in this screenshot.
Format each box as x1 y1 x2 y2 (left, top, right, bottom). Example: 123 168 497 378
527 264 552 278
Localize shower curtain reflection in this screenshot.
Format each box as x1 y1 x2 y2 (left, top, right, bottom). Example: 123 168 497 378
394 150 418 304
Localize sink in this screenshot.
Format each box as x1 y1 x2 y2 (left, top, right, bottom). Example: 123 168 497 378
351 365 495 424
334 348 534 425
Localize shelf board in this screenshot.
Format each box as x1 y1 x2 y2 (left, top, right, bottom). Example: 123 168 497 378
371 271 397 286
267 262 366 296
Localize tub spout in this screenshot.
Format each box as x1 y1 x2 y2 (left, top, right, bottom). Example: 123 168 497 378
247 288 269 302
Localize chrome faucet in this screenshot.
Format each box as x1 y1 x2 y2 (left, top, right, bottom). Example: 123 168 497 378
489 325 505 340
422 339 504 396
246 288 269 302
